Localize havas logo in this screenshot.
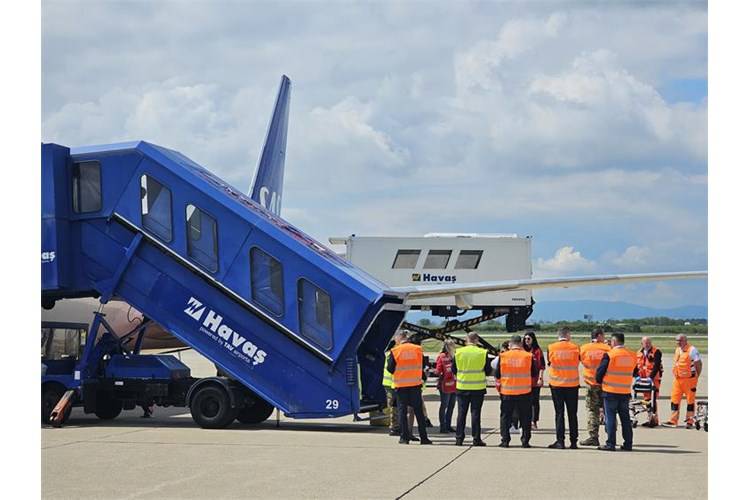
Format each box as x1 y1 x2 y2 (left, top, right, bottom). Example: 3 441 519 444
412 273 457 283
183 297 267 366
41 251 56 264
259 186 281 216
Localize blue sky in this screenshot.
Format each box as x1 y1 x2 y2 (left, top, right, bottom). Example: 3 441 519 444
42 1 707 308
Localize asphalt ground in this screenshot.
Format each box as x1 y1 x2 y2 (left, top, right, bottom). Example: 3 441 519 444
42 353 707 499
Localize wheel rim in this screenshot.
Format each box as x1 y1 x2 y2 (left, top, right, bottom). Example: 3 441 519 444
200 396 220 418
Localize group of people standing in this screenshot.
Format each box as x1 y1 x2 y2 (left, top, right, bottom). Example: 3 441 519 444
383 326 703 451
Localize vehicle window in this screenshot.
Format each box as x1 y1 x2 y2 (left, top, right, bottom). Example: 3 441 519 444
455 250 483 269
250 247 284 316
423 250 452 269
72 161 102 213
42 327 85 360
392 249 421 269
186 204 218 272
140 175 173 241
297 279 332 349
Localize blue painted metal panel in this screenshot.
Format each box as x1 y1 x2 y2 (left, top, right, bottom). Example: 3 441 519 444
41 140 407 419
105 354 191 380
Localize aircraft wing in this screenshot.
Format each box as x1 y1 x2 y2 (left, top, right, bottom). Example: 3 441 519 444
392 271 707 301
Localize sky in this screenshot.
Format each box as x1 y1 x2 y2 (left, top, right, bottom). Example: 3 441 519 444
41 0 708 309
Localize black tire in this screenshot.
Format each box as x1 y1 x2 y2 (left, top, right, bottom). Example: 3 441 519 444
704 423 708 432
695 421 701 430
190 385 237 429
94 396 123 420
236 399 274 424
42 385 71 425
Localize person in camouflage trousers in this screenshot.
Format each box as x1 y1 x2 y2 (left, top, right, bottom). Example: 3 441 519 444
579 329 611 447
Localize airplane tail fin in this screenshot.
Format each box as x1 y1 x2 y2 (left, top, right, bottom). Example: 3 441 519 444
249 75 291 217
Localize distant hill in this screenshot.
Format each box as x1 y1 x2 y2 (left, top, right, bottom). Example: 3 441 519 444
528 300 707 322
404 300 707 325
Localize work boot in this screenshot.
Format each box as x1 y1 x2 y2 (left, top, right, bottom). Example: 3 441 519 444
548 441 565 449
455 438 464 446
598 444 616 451
568 441 578 450
398 438 410 445
521 441 531 448
388 429 400 436
498 441 510 448
420 438 433 445
473 440 487 447
620 445 633 451
661 421 677 428
409 435 419 442
579 437 599 447
425 418 434 428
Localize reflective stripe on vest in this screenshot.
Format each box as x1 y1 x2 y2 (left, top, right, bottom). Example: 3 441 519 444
382 358 394 388
391 343 424 388
499 349 533 396
673 344 696 379
548 341 580 388
455 345 487 391
580 342 610 386
636 346 662 381
602 347 637 394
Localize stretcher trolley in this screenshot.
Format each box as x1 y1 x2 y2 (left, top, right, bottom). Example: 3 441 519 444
629 377 658 428
694 401 708 432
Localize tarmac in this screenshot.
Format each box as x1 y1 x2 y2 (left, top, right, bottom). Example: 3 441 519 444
42 351 707 499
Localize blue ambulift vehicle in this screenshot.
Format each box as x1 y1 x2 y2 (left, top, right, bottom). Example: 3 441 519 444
41 134 407 428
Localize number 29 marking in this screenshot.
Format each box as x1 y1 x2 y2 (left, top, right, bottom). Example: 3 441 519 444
325 399 339 410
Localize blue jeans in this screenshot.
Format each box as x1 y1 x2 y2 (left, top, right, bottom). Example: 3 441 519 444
603 393 633 448
438 390 456 431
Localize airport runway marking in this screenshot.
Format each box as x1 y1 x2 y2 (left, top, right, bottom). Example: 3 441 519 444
395 427 500 499
41 428 149 450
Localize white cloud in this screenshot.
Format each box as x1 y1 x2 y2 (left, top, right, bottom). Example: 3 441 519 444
535 246 597 277
41 2 707 308
607 245 651 269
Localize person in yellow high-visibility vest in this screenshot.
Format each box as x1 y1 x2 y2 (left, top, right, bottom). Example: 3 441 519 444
452 331 492 447
382 337 399 436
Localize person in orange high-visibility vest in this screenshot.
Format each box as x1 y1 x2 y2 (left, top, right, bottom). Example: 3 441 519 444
635 336 663 426
547 327 581 449
663 334 703 427
493 335 538 448
579 328 611 447
386 330 432 445
596 332 637 451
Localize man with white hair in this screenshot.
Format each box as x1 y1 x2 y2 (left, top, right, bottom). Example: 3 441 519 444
663 334 702 427
635 336 663 426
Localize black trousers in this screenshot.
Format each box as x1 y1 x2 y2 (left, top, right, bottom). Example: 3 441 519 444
550 386 579 443
500 393 532 444
456 390 485 443
396 386 428 441
530 386 541 423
